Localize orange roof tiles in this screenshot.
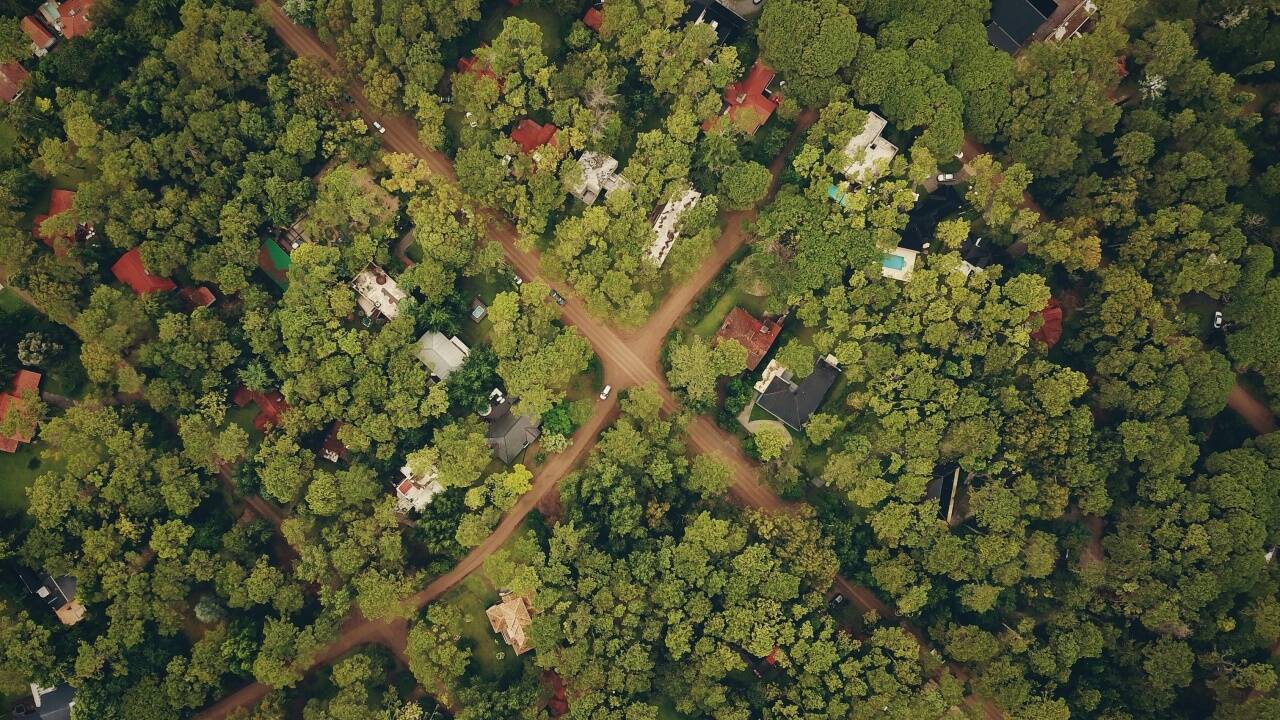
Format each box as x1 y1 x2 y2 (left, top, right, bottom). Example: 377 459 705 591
112 247 176 294
0 371 42 453
22 16 55 49
34 189 75 255
0 62 29 103
715 307 782 371
1031 298 1063 348
584 6 603 32
704 61 782 136
510 119 557 154
58 0 96 39
179 286 216 308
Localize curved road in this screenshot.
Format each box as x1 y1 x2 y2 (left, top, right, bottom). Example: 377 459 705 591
199 5 1004 719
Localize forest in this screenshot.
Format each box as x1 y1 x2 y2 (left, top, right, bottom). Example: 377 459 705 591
0 0 1278 719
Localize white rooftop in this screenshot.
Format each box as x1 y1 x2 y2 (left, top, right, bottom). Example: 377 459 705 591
352 265 407 320
881 247 918 282
647 187 702 267
570 151 632 205
842 110 898 184
396 464 443 513
416 331 470 380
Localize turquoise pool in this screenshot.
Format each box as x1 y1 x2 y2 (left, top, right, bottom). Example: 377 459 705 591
882 253 906 270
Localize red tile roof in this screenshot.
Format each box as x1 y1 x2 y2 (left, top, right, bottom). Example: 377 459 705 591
0 62 29 103
58 0 96 39
397 478 414 495
583 6 603 32
714 307 782 370
457 53 497 82
179 286 216 308
1031 298 1063 348
510 119 557 154
232 386 289 431
111 247 176 294
34 189 75 255
22 16 55 49
0 370 42 453
703 61 782 136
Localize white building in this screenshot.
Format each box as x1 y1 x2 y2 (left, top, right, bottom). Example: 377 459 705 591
352 264 407 320
647 187 702 267
416 331 470 380
395 464 444 513
570 151 632 205
842 111 898 184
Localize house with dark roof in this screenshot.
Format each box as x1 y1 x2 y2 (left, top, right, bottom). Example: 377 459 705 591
681 0 745 44
986 0 1057 53
16 568 85 625
703 61 783 136
0 62 30 103
111 248 176 294
21 16 55 56
1 370 42 453
510 119 558 154
28 683 75 720
753 356 840 431
483 395 541 464
714 307 782 371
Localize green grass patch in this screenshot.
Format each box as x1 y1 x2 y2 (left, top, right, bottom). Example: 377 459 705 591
226 404 266 449
0 287 25 313
441 574 527 684
475 2 568 60
0 121 16 162
654 695 692 720
0 443 63 515
688 284 769 339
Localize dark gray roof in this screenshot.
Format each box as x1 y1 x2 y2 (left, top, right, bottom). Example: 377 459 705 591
32 684 74 720
681 1 744 44
485 401 541 464
16 569 75 610
987 0 1052 53
756 361 839 430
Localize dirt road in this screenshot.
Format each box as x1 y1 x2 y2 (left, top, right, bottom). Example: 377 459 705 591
1228 382 1277 435
198 5 1004 718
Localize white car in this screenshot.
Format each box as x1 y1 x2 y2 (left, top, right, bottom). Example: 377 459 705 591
937 172 955 182
1214 311 1224 328
372 121 386 134
599 385 612 401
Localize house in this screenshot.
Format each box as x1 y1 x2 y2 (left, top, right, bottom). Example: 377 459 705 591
0 62 29 103
881 247 918 282
232 386 288 432
753 355 840 431
569 151 632 205
320 422 348 463
33 189 88 256
416 331 471 380
957 235 995 276
1031 298 1063 347
21 16 55 56
395 463 444 513
16 568 85 625
470 297 488 323
38 0 97 39
352 264 407 320
28 683 75 720
714 307 782 371
704 61 782 136
457 52 498 83
111 247 176 294
681 0 745 44
925 467 963 525
486 591 534 655
583 3 603 32
258 239 292 288
178 286 216 309
986 0 1057 53
842 110 898 184
647 187 701 267
483 394 541 464
510 119 558 154
0 370 42 453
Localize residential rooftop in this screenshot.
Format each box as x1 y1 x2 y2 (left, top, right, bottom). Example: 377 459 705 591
648 187 701 267
842 110 898 184
352 264 407 320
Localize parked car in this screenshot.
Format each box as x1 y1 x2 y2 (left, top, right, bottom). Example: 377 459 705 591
372 121 386 134
937 172 955 183
550 288 567 306
1214 311 1224 328
511 271 524 287
599 384 613 401
828 593 846 608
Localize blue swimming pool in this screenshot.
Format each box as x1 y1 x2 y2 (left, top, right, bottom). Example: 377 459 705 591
882 253 906 270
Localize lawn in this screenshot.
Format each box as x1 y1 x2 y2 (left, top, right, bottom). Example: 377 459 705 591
0 287 25 313
471 1 568 60
226 404 267 449
442 574 526 684
688 283 770 339
0 121 16 161
455 270 513 349
0 442 59 515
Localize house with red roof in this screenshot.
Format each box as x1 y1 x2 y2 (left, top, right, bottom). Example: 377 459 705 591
1031 298 1063 348
703 61 782 136
38 0 97 40
456 52 498 83
0 370 42 453
21 16 55 56
111 247 176 295
715 307 782 371
33 189 79 256
0 62 30 103
583 4 603 32
232 386 289 432
510 119 557 154
178 286 216 309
